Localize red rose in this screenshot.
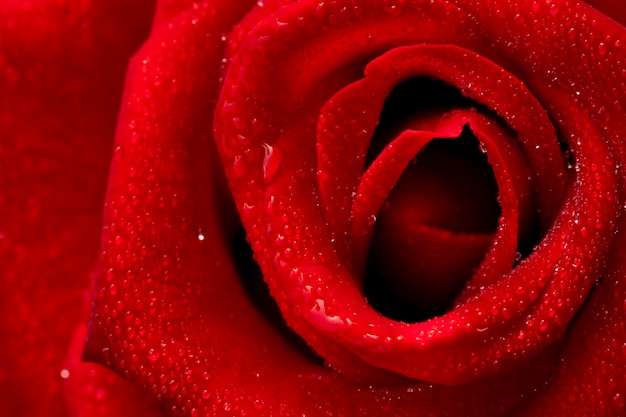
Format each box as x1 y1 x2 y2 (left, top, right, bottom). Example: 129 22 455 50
2 0 626 416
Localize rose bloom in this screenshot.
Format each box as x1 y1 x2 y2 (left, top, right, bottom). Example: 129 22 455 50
2 0 626 416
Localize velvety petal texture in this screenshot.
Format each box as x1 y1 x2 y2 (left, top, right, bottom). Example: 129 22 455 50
0 0 158 415
83 0 626 416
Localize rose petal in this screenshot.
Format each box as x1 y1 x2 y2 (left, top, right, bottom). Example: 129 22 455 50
0 1 155 415
348 111 526 284
64 325 165 417
511 240 626 417
153 0 202 29
584 0 626 27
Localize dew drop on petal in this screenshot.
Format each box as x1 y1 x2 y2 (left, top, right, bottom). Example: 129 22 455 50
549 3 559 16
253 399 265 411
262 143 283 184
147 349 160 362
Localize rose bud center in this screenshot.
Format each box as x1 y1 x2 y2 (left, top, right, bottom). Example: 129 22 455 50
365 133 501 323
360 77 516 323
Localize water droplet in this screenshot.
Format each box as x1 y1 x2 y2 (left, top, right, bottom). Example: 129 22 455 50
548 3 559 16
567 27 577 41
94 388 106 401
232 155 248 178
282 247 294 260
147 349 160 362
60 369 70 379
363 333 380 344
105 268 115 282
109 283 118 296
530 1 541 15
265 193 277 216
253 399 265 410
262 143 283 183
197 229 205 241
242 202 255 214
384 4 400 14
275 18 289 27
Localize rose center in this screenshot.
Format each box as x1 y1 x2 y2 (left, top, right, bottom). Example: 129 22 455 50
363 78 501 323
364 134 500 323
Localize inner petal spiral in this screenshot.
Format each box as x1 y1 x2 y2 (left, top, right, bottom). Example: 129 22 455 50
215 0 618 383
365 131 501 323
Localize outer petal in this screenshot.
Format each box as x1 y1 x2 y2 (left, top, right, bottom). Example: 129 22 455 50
492 2 626 413
584 0 626 26
153 0 201 28
64 324 166 417
0 1 155 415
